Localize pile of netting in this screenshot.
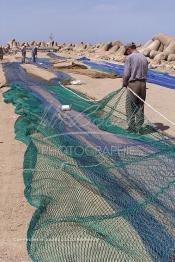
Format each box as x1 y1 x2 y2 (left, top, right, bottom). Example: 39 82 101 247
3 84 175 262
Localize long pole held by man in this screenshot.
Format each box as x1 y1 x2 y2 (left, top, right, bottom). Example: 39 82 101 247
123 42 148 133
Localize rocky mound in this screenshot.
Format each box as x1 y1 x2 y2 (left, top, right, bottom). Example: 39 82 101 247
139 33 175 62
3 33 175 74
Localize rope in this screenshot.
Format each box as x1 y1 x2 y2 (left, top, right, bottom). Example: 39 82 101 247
59 83 95 102
128 87 175 127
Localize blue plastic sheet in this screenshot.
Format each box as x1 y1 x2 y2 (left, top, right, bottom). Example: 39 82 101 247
47 53 66 60
79 58 175 90
78 57 91 62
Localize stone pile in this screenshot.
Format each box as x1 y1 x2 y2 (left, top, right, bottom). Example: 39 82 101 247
139 33 175 62
3 33 175 74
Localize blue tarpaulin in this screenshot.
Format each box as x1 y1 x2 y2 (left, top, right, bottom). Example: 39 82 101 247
79 58 175 90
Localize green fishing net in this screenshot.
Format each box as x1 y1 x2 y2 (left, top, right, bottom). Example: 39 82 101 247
3 84 175 262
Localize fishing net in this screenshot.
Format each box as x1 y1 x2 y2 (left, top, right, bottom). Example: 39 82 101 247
3 84 175 262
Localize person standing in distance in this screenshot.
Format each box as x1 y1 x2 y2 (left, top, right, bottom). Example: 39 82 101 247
0 46 4 61
32 46 38 63
21 44 27 63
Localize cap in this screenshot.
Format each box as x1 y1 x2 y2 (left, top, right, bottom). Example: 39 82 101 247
124 42 136 55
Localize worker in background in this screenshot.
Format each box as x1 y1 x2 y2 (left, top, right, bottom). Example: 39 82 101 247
21 44 27 63
32 46 38 63
0 46 3 61
123 42 148 133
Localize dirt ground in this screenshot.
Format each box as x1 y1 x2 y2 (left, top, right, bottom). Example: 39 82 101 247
0 65 34 262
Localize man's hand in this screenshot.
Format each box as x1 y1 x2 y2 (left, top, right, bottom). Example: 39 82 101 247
122 82 128 88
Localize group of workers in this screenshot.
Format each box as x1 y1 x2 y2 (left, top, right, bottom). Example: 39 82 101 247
21 45 38 63
0 45 38 63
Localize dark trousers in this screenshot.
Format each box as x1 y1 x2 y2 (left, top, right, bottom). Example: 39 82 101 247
126 80 146 130
22 55 26 63
32 55 36 63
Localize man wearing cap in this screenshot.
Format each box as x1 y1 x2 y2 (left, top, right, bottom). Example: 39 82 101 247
123 42 148 133
32 46 38 63
21 45 27 63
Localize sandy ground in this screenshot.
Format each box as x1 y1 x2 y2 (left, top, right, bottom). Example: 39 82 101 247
0 65 34 262
21 64 57 83
0 53 175 261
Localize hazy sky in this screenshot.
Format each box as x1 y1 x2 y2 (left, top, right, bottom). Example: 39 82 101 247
0 0 174 44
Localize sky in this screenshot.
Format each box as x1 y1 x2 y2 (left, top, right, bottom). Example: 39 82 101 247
0 0 174 45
